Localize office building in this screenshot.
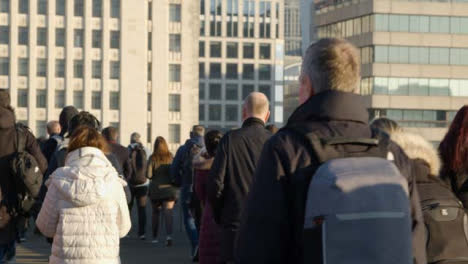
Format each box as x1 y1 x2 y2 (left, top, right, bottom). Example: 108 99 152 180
198 0 285 129
285 0 301 56
0 0 199 151
314 0 468 143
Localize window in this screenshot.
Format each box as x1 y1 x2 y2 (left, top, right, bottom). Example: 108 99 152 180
227 0 238 15
37 59 47 77
209 84 222 100
169 4 181 22
55 59 65 77
92 91 101 109
259 85 270 100
169 94 181 112
259 44 271 59
227 42 238 58
169 34 181 52
374 46 388 63
74 0 83 16
37 28 47 46
209 105 222 121
0 26 9 44
227 21 238 37
147 63 152 81
18 58 28 76
18 27 28 45
199 63 205 78
36 121 47 137
199 41 205 57
74 29 84 48
200 22 205 36
243 43 254 59
430 16 449 33
92 30 102 48
209 63 221 79
242 84 254 99
148 91 152 110
148 1 152 20
200 0 205 15
56 0 65 15
56 29 65 47
259 65 271 80
226 105 238 122
110 31 120 49
169 64 181 82
111 0 120 18
110 61 120 79
0 58 9 75
226 64 238 79
148 32 152 51
210 42 222 58
73 91 83 109
242 64 254 80
36 90 47 108
429 47 449 65
199 104 205 121
92 60 102 78
169 124 181 144
147 123 152 143
109 91 119 110
243 22 254 38
55 90 65 108
17 89 28 107
1 0 9 12
74 60 83 78
199 82 205 100
226 84 238 100
92 0 102 17
37 0 47 14
19 0 28 14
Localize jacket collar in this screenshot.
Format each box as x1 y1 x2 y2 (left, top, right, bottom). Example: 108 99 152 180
242 117 265 128
65 147 112 167
287 90 369 126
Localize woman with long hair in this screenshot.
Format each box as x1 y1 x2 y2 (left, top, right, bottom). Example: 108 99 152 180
439 105 468 206
36 126 131 263
193 130 223 264
147 136 178 246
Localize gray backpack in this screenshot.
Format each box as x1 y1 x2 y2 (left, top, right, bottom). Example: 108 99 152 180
300 134 413 264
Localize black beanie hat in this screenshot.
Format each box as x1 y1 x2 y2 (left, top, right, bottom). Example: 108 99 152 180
59 106 79 136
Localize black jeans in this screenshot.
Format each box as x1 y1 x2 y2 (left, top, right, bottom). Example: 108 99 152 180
128 185 148 237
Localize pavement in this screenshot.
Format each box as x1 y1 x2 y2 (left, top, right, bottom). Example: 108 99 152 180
15 203 194 264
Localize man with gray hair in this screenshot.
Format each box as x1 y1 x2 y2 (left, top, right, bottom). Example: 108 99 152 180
208 92 272 263
236 38 426 263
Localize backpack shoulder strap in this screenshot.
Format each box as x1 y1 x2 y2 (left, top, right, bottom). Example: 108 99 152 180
15 124 27 153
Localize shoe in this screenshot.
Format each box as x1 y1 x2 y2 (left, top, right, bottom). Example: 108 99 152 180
166 238 173 247
192 245 199 262
139 235 146 240
151 239 159 244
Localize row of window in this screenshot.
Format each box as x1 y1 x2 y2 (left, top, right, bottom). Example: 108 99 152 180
360 77 468 97
316 0 468 13
199 103 240 122
148 3 181 22
199 63 272 80
16 89 120 110
200 20 279 38
200 0 280 18
0 26 120 49
369 45 468 66
146 93 181 112
369 108 457 128
199 83 271 101
199 41 271 59
0 58 120 79
317 13 468 39
0 0 120 18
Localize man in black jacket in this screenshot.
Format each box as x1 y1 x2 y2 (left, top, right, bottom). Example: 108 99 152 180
208 92 272 263
102 126 131 180
235 38 426 264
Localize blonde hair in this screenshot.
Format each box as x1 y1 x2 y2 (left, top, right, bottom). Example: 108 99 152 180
302 38 361 94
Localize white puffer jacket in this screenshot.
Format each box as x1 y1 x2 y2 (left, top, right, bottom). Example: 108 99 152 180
36 147 131 264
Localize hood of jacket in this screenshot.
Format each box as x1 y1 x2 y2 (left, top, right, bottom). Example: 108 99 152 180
390 131 441 177
0 107 14 129
46 147 126 207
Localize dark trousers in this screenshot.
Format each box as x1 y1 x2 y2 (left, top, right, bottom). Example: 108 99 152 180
128 185 148 236
0 240 15 263
220 228 238 263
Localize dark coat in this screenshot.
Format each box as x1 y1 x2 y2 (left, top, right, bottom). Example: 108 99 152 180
147 160 178 201
207 117 271 261
41 134 61 163
0 107 47 244
235 91 426 264
108 141 132 180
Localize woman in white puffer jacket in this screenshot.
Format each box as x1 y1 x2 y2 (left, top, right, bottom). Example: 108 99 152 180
36 126 131 264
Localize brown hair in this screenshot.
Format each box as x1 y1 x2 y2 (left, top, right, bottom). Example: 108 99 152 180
151 136 173 165
68 126 109 154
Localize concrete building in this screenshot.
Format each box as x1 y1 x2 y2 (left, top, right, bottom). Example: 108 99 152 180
0 0 199 151
313 0 468 144
285 0 301 56
198 0 285 130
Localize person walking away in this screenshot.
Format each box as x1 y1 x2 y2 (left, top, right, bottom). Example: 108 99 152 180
102 127 132 181
36 126 131 264
235 38 426 264
171 125 205 259
147 136 178 246
40 121 61 161
128 132 149 240
0 90 47 262
372 118 468 263
208 92 272 263
42 107 78 163
194 130 223 264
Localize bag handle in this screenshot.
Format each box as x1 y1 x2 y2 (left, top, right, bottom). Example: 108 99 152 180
15 124 26 153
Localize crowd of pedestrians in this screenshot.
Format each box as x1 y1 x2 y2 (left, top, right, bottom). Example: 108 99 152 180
1 37 468 264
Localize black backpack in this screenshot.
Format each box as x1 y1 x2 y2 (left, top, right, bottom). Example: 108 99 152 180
7 124 43 216
129 144 148 185
418 178 468 264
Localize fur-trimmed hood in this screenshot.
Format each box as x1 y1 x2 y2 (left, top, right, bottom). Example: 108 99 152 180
390 131 441 176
